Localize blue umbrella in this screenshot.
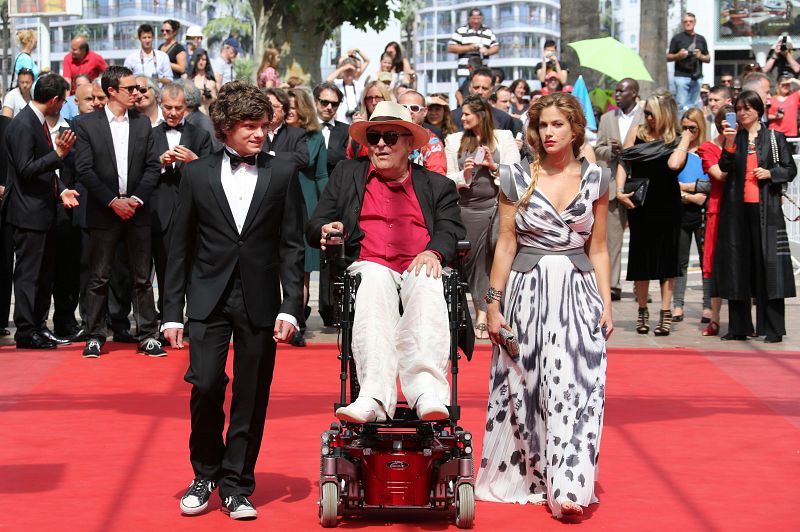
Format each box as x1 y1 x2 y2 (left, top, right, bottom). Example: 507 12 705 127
572 75 597 131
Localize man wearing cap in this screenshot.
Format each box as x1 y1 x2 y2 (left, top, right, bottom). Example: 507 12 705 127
307 101 466 423
212 38 239 87
185 26 204 56
398 90 446 175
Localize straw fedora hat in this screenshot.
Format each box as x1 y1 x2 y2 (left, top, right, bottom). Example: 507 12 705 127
349 101 430 150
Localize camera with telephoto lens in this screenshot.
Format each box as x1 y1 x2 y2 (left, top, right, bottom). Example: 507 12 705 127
202 87 212 99
780 35 789 53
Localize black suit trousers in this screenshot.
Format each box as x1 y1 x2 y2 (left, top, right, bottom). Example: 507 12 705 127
152 225 171 318
52 212 81 334
184 272 277 498
0 222 14 328
84 221 158 341
12 225 56 336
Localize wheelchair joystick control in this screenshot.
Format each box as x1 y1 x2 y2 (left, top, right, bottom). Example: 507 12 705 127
325 231 346 261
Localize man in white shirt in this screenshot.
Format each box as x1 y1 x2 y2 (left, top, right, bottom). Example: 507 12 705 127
162 80 303 521
2 68 34 118
212 37 239 87
595 78 644 301
74 65 163 358
124 24 173 86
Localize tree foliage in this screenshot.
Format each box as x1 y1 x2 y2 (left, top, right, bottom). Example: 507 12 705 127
251 0 399 82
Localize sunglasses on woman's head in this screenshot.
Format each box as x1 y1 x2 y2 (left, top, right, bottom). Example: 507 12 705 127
365 130 412 146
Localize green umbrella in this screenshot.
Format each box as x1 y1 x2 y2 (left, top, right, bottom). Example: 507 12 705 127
568 36 653 82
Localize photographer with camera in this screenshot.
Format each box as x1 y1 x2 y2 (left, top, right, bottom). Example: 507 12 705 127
326 49 370 124
448 8 499 87
124 24 173 87
768 74 800 137
764 34 800 79
534 40 569 86
667 12 709 111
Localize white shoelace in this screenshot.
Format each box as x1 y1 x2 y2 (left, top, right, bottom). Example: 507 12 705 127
143 339 162 351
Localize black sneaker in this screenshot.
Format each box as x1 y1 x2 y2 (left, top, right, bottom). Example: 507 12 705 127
83 339 102 358
222 495 257 520
180 479 216 515
137 338 167 357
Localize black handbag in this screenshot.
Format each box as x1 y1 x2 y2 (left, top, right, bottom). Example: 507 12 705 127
623 178 649 207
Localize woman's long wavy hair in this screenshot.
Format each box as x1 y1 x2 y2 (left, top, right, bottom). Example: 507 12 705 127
458 94 496 157
637 90 678 144
518 92 586 207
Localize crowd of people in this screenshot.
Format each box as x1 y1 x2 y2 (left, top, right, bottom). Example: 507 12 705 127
0 6 797 522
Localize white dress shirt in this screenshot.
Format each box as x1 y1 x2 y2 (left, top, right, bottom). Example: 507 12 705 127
617 104 640 145
320 118 335 148
104 105 130 195
161 146 298 332
123 49 173 83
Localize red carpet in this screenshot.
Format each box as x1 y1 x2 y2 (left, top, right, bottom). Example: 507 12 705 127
1 342 799 531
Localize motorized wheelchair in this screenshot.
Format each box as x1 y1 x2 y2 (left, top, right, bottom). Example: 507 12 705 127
317 233 476 528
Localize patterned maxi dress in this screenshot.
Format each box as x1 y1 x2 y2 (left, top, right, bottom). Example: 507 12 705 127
475 160 609 518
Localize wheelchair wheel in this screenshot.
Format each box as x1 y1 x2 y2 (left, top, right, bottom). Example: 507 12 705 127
319 482 339 527
455 483 475 529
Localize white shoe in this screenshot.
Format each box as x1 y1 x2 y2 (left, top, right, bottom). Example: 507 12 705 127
415 396 449 421
335 396 386 423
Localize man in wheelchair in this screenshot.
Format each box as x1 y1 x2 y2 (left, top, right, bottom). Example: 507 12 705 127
306 101 466 424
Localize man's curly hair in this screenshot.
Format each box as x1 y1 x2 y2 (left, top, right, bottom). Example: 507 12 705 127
209 80 273 142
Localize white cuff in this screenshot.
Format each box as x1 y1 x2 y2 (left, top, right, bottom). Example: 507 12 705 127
161 322 184 332
132 196 144 206
276 312 299 330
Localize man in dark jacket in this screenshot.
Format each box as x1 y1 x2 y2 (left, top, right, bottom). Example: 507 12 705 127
307 101 466 424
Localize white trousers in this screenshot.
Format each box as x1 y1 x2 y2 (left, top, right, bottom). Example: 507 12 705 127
348 261 450 417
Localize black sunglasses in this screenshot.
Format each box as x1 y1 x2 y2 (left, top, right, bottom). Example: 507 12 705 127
118 84 140 93
365 130 412 146
644 110 654 118
318 98 340 108
682 125 698 132
18 68 34 75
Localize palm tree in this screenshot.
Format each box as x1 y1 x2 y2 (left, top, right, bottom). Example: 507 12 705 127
559 0 602 88
639 0 669 92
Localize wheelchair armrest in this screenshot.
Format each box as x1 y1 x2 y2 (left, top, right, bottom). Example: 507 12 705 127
456 240 471 257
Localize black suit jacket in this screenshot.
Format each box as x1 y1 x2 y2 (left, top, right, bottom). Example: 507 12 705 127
452 106 514 132
324 120 350 175
2 106 66 231
74 108 161 228
163 151 305 328
150 121 213 233
306 159 466 267
266 123 309 170
0 116 10 188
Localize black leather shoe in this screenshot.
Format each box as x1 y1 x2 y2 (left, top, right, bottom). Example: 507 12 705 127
113 330 138 343
0 328 10 336
40 329 71 345
721 332 748 341
610 289 621 301
69 327 88 342
16 332 57 349
764 336 783 343
289 331 306 347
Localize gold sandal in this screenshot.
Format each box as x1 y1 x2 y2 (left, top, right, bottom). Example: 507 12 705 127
475 323 489 339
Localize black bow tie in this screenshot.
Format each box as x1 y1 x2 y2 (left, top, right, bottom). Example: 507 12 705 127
323 121 334 129
164 122 184 132
225 149 257 170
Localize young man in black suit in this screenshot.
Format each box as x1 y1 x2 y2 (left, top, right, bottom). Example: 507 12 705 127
306 101 466 424
262 87 309 170
163 81 304 520
3 74 80 349
74 65 164 358
150 83 212 318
